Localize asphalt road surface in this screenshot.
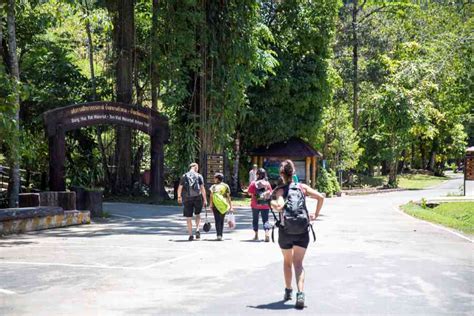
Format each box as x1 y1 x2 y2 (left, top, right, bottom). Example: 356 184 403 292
0 175 472 315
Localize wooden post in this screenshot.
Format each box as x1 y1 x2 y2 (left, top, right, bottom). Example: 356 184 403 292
258 156 264 168
311 156 317 188
252 156 257 165
49 126 66 191
305 157 311 185
150 133 168 202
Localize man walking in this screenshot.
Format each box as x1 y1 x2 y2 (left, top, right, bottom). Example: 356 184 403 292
177 163 207 241
249 164 258 184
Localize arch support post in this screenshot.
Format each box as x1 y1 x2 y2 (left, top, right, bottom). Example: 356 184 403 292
49 126 66 191
150 133 168 202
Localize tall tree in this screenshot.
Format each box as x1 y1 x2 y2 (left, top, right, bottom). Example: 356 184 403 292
6 0 20 207
106 0 134 193
150 0 159 111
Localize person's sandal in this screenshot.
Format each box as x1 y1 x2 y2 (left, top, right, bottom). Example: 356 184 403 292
195 230 200 240
295 292 305 309
188 235 194 241
265 235 270 242
284 288 293 301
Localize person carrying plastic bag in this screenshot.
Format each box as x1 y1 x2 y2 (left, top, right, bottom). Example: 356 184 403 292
209 173 234 241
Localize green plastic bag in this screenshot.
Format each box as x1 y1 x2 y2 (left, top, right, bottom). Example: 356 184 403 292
212 184 230 214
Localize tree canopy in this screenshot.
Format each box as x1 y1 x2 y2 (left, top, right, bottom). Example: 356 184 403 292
0 0 472 201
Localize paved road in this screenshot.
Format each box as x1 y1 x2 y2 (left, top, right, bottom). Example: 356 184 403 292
0 175 472 315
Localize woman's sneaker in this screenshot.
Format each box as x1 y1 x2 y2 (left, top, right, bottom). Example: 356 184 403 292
195 230 200 240
295 292 305 309
284 288 293 301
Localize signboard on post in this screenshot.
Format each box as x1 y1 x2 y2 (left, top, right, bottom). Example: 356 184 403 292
206 154 225 185
464 147 474 196
466 157 474 181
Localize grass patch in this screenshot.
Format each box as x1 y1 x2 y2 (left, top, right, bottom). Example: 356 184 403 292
231 196 252 207
401 202 474 234
398 174 449 190
356 173 449 190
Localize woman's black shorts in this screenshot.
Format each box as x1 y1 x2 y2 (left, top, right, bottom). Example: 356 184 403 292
278 229 309 249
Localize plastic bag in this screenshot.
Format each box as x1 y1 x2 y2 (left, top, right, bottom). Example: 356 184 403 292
227 212 236 229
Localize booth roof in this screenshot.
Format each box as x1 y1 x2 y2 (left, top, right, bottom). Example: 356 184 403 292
250 137 322 158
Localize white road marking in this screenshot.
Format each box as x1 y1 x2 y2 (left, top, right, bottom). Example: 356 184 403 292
4 244 188 251
0 288 17 295
0 252 200 271
0 261 135 270
141 252 198 269
110 213 136 221
395 206 473 243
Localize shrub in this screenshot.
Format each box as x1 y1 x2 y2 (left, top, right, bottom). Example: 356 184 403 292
317 167 340 197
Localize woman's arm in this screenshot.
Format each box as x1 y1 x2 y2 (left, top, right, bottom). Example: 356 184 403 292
300 183 324 220
270 188 285 212
209 191 214 210
226 185 234 211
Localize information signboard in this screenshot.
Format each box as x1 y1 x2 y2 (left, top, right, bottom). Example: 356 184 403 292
466 157 474 181
206 154 224 184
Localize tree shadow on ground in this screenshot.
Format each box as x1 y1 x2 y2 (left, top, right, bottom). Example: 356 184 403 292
5 205 260 239
247 300 295 310
0 240 36 247
2 203 321 240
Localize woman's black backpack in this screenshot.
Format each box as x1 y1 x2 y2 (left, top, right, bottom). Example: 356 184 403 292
270 183 316 242
282 183 310 234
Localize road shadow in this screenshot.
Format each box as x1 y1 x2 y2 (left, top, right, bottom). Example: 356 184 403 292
247 300 295 310
4 203 320 241
0 240 36 247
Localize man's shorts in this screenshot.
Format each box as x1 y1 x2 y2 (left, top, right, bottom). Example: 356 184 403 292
183 196 203 218
278 229 309 249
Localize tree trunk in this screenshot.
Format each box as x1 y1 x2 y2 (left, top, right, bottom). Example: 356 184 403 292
150 0 159 111
381 160 389 175
84 4 111 190
351 0 359 131
6 0 21 208
428 138 438 172
388 160 398 188
132 143 143 191
85 8 96 101
108 0 134 194
419 137 427 170
398 149 406 174
97 127 111 191
231 131 240 196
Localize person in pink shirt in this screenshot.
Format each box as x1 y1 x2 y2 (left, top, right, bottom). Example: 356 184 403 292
247 168 273 242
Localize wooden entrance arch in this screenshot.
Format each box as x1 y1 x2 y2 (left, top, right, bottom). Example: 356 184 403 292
43 101 170 200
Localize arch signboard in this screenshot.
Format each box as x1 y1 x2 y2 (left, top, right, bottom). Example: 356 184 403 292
44 101 170 200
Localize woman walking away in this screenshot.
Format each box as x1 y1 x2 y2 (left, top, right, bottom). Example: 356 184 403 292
209 173 233 241
271 160 324 309
247 168 272 242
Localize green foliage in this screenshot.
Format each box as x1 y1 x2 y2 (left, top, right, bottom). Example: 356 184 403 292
317 67 362 171
1 0 471 197
65 128 104 189
243 0 340 148
317 167 340 197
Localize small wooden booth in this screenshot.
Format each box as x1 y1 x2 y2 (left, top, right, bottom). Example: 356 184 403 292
250 138 322 188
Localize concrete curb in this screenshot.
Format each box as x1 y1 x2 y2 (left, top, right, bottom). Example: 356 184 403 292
0 210 90 236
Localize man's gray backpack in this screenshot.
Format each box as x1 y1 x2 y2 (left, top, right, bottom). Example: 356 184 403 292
184 171 201 198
